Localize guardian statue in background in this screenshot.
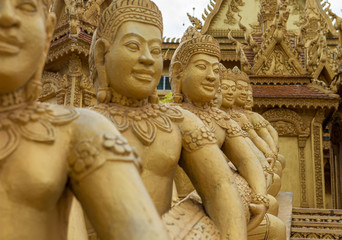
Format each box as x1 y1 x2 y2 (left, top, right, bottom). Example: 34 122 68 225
219 66 282 197
169 27 285 240
221 67 286 179
0 0 168 239
89 0 249 239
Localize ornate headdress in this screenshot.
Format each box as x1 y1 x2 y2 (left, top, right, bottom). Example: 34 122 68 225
225 66 250 84
170 27 221 103
96 0 163 44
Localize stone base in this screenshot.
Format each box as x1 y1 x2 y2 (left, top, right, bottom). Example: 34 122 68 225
276 192 293 240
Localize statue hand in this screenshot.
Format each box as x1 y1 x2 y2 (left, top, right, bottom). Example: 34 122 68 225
266 156 276 168
247 203 267 232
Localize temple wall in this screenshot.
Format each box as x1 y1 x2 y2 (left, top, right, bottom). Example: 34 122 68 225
279 137 300 206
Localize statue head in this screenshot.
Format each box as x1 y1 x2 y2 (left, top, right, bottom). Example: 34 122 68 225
0 0 56 101
245 84 254 110
219 64 237 109
170 27 221 104
90 0 163 103
228 66 250 107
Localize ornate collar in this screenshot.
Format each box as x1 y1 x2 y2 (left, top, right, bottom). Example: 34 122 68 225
0 102 79 161
223 108 254 132
0 88 26 113
111 90 149 107
91 103 184 146
180 103 230 132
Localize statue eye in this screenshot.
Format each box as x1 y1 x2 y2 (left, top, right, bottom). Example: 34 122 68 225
125 42 140 52
151 47 161 55
221 85 228 90
213 68 220 74
17 2 37 12
196 64 206 70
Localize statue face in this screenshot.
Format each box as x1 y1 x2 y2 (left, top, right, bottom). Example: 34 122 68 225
245 89 253 108
104 21 163 99
221 79 236 108
181 53 220 103
234 80 248 107
0 0 48 94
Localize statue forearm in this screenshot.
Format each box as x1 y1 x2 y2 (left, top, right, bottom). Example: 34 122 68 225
181 146 248 240
255 127 278 154
71 162 169 240
266 125 279 150
223 137 267 195
248 129 275 158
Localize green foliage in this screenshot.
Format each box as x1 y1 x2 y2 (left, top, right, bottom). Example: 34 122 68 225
159 92 173 104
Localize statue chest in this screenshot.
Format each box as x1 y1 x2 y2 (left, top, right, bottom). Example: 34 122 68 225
0 140 69 211
120 124 183 176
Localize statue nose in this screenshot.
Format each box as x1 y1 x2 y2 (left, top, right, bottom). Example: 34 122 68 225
139 48 155 65
0 1 20 28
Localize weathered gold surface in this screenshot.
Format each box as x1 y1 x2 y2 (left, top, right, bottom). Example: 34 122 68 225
0 1 169 239
90 0 251 239
169 26 285 239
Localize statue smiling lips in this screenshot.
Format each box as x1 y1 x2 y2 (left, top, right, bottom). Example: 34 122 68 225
90 0 249 239
0 0 169 240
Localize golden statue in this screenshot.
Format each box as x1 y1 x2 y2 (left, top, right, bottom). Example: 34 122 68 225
169 27 285 240
219 66 282 197
223 67 286 176
89 0 250 239
0 0 169 239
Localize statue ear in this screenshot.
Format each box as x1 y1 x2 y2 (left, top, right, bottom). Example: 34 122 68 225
171 61 183 103
94 39 111 103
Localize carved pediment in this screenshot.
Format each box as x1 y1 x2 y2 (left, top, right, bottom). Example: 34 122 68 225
252 42 305 76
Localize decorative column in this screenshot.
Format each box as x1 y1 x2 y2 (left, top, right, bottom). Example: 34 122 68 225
298 135 309 208
312 109 326 208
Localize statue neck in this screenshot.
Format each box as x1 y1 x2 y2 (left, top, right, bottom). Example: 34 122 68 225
183 98 211 109
0 88 27 113
111 89 149 107
233 105 245 111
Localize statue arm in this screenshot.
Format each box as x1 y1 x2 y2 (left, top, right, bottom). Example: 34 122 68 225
223 120 267 196
222 120 268 231
179 109 247 240
250 116 277 154
247 128 276 163
181 145 248 240
68 109 169 240
266 124 279 151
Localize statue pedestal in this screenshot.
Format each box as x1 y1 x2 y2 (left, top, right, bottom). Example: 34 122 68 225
276 192 293 240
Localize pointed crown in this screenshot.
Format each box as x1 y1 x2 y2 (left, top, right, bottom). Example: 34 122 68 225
224 66 250 84
171 27 221 68
96 0 163 44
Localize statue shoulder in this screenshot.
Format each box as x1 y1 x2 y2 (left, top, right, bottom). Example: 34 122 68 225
68 108 141 182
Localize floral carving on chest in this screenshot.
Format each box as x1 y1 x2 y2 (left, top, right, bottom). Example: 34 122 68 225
0 102 79 161
92 103 184 146
180 103 230 132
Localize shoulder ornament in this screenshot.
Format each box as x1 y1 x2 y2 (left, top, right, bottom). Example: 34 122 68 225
0 102 79 161
68 132 141 182
182 126 217 152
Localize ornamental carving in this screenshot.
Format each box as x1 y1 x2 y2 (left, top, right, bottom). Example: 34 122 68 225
271 121 297 137
262 108 309 137
0 102 79 161
259 47 297 76
224 0 245 26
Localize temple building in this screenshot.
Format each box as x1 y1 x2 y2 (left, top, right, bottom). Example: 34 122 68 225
42 0 342 238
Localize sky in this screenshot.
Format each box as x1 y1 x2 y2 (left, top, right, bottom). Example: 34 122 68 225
153 0 342 38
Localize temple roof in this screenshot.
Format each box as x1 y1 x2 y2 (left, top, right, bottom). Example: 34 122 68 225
253 85 337 99
252 85 339 109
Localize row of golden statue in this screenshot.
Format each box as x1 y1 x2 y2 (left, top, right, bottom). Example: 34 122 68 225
1 0 287 239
